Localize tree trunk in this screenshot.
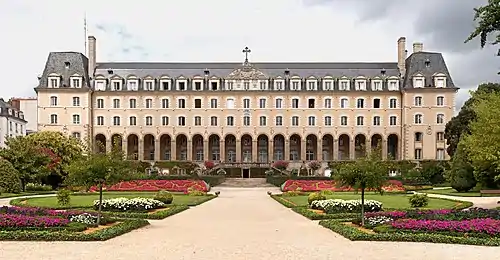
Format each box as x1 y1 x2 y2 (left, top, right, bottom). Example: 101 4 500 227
97 183 103 225
361 184 365 226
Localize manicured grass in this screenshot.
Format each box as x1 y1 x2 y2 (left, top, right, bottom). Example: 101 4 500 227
280 192 463 210
12 191 214 209
424 188 500 197
0 191 55 199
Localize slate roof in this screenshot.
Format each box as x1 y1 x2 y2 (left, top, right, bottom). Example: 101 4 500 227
403 52 456 89
37 52 90 88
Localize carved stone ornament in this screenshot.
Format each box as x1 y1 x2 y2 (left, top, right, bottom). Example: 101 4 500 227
426 126 432 135
226 64 268 80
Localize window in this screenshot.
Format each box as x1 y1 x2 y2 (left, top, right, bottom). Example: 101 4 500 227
145 116 153 126
308 116 316 126
275 98 283 108
389 98 397 108
356 98 365 108
259 116 267 126
226 82 234 90
414 78 424 88
414 114 423 124
243 81 250 90
97 99 104 108
161 116 169 126
72 114 80 124
373 98 381 108
340 116 348 126
415 132 423 142
210 98 218 108
291 116 299 126
414 96 422 106
161 98 169 108
260 81 267 90
211 81 218 91
49 77 59 88
50 96 58 106
275 81 283 90
113 98 120 108
178 116 186 126
226 98 235 108
340 98 348 108
72 132 81 139
324 98 332 108
324 81 332 90
259 98 266 108
97 116 104 126
355 80 366 90
436 114 445 124
127 80 138 91
372 80 382 91
227 116 234 126
340 80 349 90
324 116 332 126
243 116 251 126
210 116 218 126
437 132 445 142
308 99 315 108
129 98 136 108
129 116 137 126
194 81 202 91
436 96 444 106
72 97 80 106
436 149 445 160
307 81 316 90
112 81 122 91
389 116 397 126
178 81 186 91
243 98 250 108
292 98 299 108
178 99 186 108
414 149 422 160
194 116 202 126
356 116 364 126
113 116 121 126
145 81 154 91
161 80 170 90
436 78 445 88
373 116 381 126
145 99 153 108
276 116 283 126
50 114 58 124
291 81 299 90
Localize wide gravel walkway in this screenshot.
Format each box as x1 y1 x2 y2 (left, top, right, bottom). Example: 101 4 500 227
1 188 499 260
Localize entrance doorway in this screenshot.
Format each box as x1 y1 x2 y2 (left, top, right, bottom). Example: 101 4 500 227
242 168 250 178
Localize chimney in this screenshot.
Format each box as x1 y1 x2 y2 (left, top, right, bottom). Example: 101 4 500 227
88 36 97 78
397 37 407 76
413 42 423 53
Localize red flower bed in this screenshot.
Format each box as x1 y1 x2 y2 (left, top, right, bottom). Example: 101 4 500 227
281 179 405 192
89 180 209 192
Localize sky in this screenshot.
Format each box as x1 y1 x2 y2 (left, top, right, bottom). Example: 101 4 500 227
0 0 498 109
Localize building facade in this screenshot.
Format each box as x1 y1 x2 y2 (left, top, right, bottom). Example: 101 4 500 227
0 98 27 147
9 97 38 134
36 36 457 169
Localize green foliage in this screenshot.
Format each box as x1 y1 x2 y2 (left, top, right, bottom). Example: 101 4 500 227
153 190 173 204
307 192 326 205
25 183 52 192
56 189 71 206
446 143 477 192
420 160 447 184
99 205 189 219
319 190 335 196
292 207 358 220
408 194 429 208
466 0 500 48
0 159 21 193
187 188 206 196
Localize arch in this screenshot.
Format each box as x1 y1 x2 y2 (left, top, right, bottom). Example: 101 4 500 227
241 134 253 163
159 134 172 160
127 134 139 160
289 134 302 161
111 134 122 151
208 134 220 161
305 134 318 161
94 134 106 153
225 134 237 162
387 134 399 160
143 134 155 160
257 134 269 163
338 134 350 160
273 134 285 161
354 134 367 159
371 134 383 157
192 134 204 162
176 134 188 161
322 134 334 161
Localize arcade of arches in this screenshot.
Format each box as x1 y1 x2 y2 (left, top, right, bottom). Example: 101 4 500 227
94 133 400 162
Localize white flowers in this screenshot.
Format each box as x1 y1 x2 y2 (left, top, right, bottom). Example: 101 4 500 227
93 197 164 212
365 216 393 226
310 199 383 213
70 213 98 225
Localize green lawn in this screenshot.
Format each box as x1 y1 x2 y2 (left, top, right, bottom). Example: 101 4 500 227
0 191 55 199
423 188 500 197
282 192 462 209
15 192 213 208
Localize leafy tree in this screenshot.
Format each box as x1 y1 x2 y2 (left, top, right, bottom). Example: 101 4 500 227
466 0 500 48
0 158 22 193
65 142 132 225
446 143 477 192
333 146 389 226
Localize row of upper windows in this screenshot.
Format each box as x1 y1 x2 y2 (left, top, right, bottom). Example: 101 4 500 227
414 132 445 143
415 148 446 160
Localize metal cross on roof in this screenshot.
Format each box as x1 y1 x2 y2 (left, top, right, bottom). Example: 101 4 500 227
242 47 251 64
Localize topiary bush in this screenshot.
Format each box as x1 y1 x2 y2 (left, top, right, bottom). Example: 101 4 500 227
446 144 477 192
0 159 21 193
409 193 429 208
57 189 71 206
308 192 326 205
154 190 173 204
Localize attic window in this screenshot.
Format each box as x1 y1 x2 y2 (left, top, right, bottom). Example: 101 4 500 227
64 62 70 68
424 59 430 67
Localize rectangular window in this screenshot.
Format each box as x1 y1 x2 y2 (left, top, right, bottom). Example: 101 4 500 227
389 116 397 126
324 116 332 126
291 81 299 90
178 116 186 126
276 81 283 90
373 116 381 126
259 99 266 108
72 114 80 124
210 116 218 126
161 99 169 108
436 78 445 88
436 149 445 160
72 97 80 106
178 81 186 91
436 132 445 142
194 116 202 126
129 116 136 126
414 149 422 160
340 99 348 108
145 81 154 90
275 99 282 108
226 98 235 108
71 78 80 88
243 99 250 108
49 114 57 124
291 116 299 126
292 99 299 108
145 99 153 108
389 98 397 108
178 99 186 108
227 116 234 126
243 116 251 126
210 99 217 108
194 82 202 91
324 81 332 90
162 116 169 126
259 116 267 126
415 78 424 88
373 98 380 108
276 116 283 126
161 81 170 90
97 116 104 126
129 99 136 108
324 99 332 108
128 81 138 91
113 99 120 108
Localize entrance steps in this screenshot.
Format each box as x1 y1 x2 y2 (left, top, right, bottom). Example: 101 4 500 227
218 178 275 188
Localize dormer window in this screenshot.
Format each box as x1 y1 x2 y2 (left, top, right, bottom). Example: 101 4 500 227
111 80 123 91
243 81 250 90
323 80 333 90
176 79 187 91
355 79 366 90
70 77 81 88
307 80 317 90
339 80 350 91
388 79 399 91
274 79 284 90
95 80 106 91
259 81 267 90
372 80 383 91
144 80 155 91
48 76 60 88
435 77 446 88
210 79 219 91
160 78 171 90
193 80 203 91
127 80 138 91
414 77 424 88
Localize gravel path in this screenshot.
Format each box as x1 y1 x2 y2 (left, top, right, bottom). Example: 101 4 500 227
416 192 500 209
1 188 499 260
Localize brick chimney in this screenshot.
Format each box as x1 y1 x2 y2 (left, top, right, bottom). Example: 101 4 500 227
397 37 407 76
88 36 96 78
413 42 423 53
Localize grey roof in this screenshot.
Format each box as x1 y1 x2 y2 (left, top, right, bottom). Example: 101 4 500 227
403 52 456 89
0 98 26 122
37 52 90 88
0 98 13 109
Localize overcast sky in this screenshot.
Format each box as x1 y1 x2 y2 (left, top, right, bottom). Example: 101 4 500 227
1 0 498 109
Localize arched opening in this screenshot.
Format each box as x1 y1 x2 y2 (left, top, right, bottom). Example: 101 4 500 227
273 134 285 161
338 134 350 160
225 134 236 162
192 134 204 162
127 134 139 160
289 134 301 161
354 134 366 159
387 134 399 160
208 134 220 162
176 134 188 161
371 134 383 157
306 134 317 161
160 134 171 160
143 134 155 160
241 134 253 163
257 134 269 163
111 134 122 151
94 134 106 153
322 134 334 161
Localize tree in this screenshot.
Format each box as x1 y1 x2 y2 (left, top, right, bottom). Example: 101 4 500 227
65 142 132 225
466 0 500 48
446 143 477 192
333 146 389 226
0 158 22 193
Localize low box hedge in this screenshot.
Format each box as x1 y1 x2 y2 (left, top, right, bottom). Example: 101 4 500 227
98 205 189 220
0 191 56 199
270 195 298 208
319 220 500 246
0 218 149 241
132 175 226 187
292 207 359 220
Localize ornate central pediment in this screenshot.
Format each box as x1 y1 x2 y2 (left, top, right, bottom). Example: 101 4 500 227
226 63 267 80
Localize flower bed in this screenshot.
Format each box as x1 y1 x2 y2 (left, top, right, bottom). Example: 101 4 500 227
94 197 164 212
391 218 500 236
89 180 209 192
311 199 383 213
281 179 404 192
0 214 69 228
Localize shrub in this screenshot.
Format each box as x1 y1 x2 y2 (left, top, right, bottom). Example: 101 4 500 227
25 183 52 192
94 197 164 212
409 193 429 208
282 190 303 196
204 161 215 170
69 213 99 225
446 145 477 192
320 190 335 196
0 159 21 193
272 160 289 170
308 192 326 205
310 199 383 213
56 189 71 206
154 190 173 204
187 188 206 196
307 161 322 171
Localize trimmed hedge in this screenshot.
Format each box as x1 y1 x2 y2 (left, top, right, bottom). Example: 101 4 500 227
266 176 332 187
0 218 149 241
133 175 226 187
0 191 55 199
292 207 358 220
98 205 190 220
319 220 500 246
270 195 299 208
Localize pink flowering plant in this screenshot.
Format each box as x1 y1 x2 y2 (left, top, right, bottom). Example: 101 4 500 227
391 218 500 236
272 160 289 170
0 214 69 228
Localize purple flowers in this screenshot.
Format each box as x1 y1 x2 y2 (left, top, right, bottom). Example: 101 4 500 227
0 206 97 219
366 209 454 219
392 218 500 235
0 214 69 228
